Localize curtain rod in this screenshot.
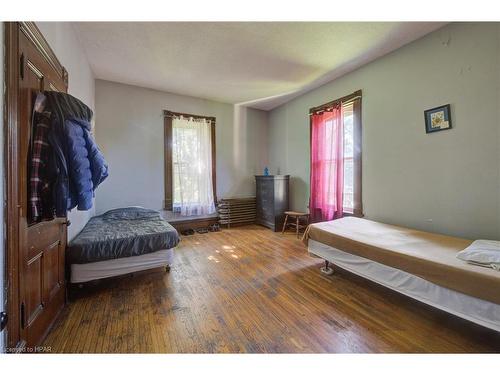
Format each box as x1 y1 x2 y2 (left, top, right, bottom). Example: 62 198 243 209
163 110 216 122
309 95 362 116
164 114 215 123
309 90 362 115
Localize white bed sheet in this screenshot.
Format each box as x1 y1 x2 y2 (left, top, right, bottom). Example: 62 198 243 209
309 239 500 332
70 248 174 283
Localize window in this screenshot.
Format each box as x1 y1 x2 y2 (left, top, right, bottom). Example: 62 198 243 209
309 91 362 222
164 110 217 216
342 102 354 213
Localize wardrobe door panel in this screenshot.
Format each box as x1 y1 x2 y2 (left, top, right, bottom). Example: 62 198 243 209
43 241 62 302
24 253 43 327
27 221 60 254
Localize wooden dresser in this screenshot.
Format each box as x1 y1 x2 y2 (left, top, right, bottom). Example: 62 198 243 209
255 175 289 231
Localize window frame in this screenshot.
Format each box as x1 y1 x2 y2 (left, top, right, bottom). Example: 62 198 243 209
309 90 363 217
342 156 355 214
340 101 354 214
163 110 217 211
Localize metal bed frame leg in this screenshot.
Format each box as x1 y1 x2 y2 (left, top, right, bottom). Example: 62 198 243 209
320 260 334 275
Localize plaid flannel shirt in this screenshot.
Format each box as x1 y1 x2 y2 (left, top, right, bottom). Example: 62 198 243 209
29 112 54 222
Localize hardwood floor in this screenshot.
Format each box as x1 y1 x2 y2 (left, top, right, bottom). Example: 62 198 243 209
43 225 500 353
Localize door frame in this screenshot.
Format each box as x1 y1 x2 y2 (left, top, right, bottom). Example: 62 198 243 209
3 21 68 351
4 21 22 352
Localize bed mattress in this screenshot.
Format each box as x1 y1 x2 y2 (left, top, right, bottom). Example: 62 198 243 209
303 217 500 305
308 239 500 332
67 207 180 264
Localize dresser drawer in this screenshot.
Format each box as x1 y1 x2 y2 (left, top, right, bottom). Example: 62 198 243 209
258 206 274 221
257 184 273 199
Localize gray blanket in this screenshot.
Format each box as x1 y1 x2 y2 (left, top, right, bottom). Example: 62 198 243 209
67 207 180 264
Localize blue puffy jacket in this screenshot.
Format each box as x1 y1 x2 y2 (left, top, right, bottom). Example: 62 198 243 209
66 118 108 211
44 91 108 216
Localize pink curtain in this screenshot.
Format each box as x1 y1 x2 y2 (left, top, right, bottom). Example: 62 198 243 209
310 105 344 223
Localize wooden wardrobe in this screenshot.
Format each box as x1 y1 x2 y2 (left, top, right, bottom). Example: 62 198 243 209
5 22 69 350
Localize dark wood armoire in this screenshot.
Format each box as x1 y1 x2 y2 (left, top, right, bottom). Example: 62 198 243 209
255 175 289 231
5 22 69 351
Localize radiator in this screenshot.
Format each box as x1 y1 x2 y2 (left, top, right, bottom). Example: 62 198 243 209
217 197 256 227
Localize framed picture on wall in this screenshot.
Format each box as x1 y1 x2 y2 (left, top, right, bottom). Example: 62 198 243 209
424 104 452 133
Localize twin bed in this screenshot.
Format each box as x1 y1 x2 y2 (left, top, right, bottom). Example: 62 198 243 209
303 217 500 332
67 207 180 283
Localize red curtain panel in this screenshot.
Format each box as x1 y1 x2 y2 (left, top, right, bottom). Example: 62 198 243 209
309 105 344 223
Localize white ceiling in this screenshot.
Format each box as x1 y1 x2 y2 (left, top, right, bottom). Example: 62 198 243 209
74 22 445 110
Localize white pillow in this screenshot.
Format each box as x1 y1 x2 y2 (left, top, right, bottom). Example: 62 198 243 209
456 240 500 271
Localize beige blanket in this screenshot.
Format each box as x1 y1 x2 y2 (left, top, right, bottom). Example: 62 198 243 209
303 217 500 305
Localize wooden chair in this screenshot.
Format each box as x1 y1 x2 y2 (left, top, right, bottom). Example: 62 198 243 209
281 211 310 238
